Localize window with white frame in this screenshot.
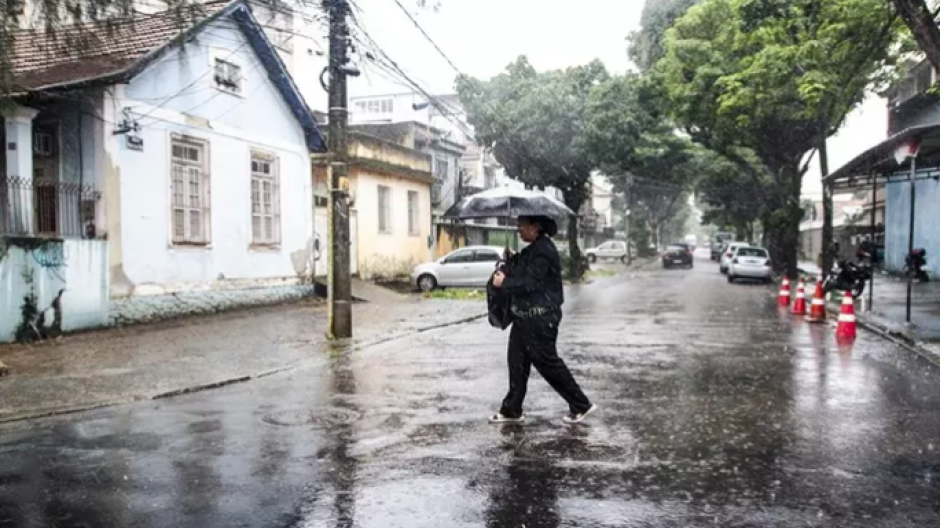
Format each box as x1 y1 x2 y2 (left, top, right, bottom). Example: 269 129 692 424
170 137 210 245
378 185 391 233
407 190 420 236
214 58 242 94
251 151 280 245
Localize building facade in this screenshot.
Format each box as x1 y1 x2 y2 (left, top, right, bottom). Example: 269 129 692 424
1 1 325 340
313 132 434 281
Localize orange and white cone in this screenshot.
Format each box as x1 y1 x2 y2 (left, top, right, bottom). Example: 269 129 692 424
836 290 857 340
778 277 791 306
806 281 826 323
791 278 807 315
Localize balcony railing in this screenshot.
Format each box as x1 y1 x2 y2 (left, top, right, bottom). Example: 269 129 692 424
0 176 100 238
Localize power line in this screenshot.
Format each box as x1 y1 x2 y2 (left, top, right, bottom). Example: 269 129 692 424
389 0 462 76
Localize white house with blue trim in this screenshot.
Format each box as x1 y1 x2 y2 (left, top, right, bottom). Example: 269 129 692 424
1 0 326 340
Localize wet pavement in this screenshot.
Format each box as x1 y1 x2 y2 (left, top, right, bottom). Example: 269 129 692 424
0 298 485 422
4 252 940 527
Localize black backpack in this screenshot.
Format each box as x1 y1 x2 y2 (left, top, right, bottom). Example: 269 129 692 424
486 250 515 330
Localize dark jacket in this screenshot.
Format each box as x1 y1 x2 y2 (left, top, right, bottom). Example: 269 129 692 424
501 234 564 311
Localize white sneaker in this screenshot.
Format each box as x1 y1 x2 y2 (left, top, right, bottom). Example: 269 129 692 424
563 404 597 424
489 413 525 424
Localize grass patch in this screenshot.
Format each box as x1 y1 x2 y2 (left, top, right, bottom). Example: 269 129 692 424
425 288 486 300
585 268 619 279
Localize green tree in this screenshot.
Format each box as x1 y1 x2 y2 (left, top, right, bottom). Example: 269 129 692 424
455 57 609 280
657 0 901 275
891 0 940 74
629 0 703 72
695 147 765 242
585 74 698 248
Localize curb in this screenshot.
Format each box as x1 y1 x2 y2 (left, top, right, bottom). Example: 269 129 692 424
823 303 940 369
0 312 488 425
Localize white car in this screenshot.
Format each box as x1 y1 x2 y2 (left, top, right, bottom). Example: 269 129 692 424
411 246 505 292
585 240 633 263
727 245 773 284
718 242 749 274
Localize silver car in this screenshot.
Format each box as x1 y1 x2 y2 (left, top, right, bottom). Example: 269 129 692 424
585 240 632 263
727 245 772 284
411 246 505 292
718 242 748 274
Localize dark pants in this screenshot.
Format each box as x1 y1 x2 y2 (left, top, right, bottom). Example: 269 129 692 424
499 311 592 418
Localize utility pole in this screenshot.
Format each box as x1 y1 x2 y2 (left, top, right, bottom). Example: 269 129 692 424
327 0 352 339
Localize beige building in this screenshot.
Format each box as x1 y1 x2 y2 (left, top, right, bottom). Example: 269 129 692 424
313 132 434 281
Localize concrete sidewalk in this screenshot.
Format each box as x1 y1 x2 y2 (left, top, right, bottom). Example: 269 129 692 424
0 296 486 423
847 275 940 361
798 260 940 361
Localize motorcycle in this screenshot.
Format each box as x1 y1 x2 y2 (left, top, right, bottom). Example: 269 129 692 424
904 248 930 282
822 257 872 298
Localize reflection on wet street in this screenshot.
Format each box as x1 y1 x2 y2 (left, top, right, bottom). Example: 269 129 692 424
3 256 940 527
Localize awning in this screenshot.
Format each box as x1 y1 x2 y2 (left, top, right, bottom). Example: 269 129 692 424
824 124 940 191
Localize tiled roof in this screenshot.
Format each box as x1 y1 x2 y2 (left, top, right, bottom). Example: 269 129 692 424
10 1 231 90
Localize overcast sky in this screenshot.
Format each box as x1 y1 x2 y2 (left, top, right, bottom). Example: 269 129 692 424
339 0 643 96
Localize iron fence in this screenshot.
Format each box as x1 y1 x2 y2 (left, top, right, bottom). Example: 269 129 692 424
0 176 99 238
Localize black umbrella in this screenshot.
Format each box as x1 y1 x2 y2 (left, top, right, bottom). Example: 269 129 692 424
444 187 575 219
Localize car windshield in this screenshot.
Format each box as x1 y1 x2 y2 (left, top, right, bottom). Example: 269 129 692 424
666 245 686 252
736 247 768 258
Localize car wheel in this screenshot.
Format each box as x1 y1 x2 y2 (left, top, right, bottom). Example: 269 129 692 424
588 254 597 264
417 274 437 292
720 266 727 274
620 255 626 264
727 275 735 284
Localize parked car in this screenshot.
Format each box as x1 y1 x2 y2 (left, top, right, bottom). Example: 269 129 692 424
718 242 749 274
585 240 630 263
411 246 505 292
662 244 694 269
710 231 736 261
727 245 773 284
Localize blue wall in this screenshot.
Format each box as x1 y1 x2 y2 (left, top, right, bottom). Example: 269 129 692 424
885 174 940 276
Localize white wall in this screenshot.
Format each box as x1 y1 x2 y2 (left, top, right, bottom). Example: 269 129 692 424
106 17 314 295
0 240 109 342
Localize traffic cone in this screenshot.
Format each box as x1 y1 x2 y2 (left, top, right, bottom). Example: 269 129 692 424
806 280 826 323
778 277 791 306
791 278 807 315
836 291 857 340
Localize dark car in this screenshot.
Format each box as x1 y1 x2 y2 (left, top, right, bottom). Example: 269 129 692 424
662 243 694 269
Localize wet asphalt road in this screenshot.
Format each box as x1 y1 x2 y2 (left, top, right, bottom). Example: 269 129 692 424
4 252 940 528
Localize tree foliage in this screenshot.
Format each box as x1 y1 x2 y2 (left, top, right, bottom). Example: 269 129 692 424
656 0 902 274
629 0 702 72
585 73 703 246
891 0 940 75
455 56 609 279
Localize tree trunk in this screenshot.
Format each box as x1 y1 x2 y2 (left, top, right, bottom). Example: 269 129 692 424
563 191 584 281
762 161 804 278
566 214 582 280
820 138 834 279
893 0 940 76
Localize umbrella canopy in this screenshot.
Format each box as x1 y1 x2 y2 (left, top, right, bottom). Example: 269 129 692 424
444 187 575 220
